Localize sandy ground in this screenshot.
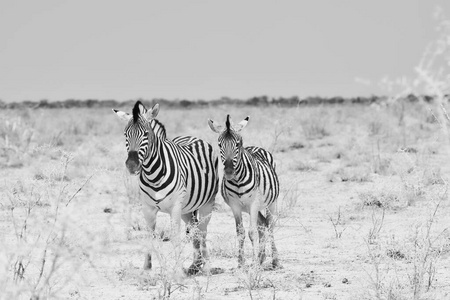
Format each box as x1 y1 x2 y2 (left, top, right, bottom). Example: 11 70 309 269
1 104 450 299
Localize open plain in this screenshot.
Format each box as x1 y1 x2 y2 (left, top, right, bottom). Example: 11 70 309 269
1 102 450 299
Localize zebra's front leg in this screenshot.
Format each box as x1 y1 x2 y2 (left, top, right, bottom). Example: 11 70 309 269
230 207 245 268
248 203 263 266
267 204 281 269
142 203 158 270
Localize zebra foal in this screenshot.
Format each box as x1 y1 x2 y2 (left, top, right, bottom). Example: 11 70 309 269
208 115 281 269
113 101 219 275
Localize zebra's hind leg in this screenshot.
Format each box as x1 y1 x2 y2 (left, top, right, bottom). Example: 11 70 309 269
142 203 158 270
256 211 268 265
196 200 214 274
169 199 185 281
184 199 215 276
266 204 282 269
182 211 202 275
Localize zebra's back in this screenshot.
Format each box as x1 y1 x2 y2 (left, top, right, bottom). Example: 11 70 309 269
171 136 219 212
245 146 279 206
222 145 279 208
245 146 276 170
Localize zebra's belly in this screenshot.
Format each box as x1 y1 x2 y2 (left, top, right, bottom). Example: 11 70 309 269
224 189 269 213
141 190 204 214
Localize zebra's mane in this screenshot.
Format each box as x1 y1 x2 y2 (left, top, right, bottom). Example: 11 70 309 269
150 119 167 140
132 101 143 123
225 114 231 131
130 101 166 139
223 114 236 138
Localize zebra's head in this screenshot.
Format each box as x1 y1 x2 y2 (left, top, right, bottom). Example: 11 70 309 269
113 101 160 175
208 115 249 180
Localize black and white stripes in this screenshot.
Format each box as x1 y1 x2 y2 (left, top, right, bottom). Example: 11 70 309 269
114 102 281 272
222 145 279 205
115 101 218 213
113 101 219 274
208 114 281 268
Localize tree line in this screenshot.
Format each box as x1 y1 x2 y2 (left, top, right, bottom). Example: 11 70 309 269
0 94 444 109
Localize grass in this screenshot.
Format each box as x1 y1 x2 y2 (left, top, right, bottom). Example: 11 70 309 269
1 96 449 299
328 207 348 239
209 234 237 259
359 13 450 299
299 107 331 140
0 151 97 299
1 49 450 299
358 190 403 210
293 160 318 172
363 198 449 300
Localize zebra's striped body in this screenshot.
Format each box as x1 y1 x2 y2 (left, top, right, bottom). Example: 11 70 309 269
222 146 279 211
114 101 219 275
139 120 218 214
208 115 281 268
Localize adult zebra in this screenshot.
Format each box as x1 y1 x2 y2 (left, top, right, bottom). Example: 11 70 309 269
208 115 281 269
113 101 219 275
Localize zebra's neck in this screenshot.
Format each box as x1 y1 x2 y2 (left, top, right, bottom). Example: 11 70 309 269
230 150 258 185
141 122 169 184
150 119 166 140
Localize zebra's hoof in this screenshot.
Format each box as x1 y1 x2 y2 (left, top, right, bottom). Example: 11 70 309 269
271 260 283 270
186 263 203 276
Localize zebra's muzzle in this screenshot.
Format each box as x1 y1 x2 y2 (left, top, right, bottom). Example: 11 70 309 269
224 171 235 180
224 159 235 180
126 151 141 175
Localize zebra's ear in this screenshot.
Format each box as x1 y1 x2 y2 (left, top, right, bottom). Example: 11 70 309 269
234 116 249 132
145 103 160 120
208 119 223 133
113 109 131 122
138 102 147 114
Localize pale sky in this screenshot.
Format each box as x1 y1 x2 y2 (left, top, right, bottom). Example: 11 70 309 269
0 0 448 102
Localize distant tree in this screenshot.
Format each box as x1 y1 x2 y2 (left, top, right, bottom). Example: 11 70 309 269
329 96 344 104
247 95 269 106
179 99 193 108
86 99 99 108
406 93 419 102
